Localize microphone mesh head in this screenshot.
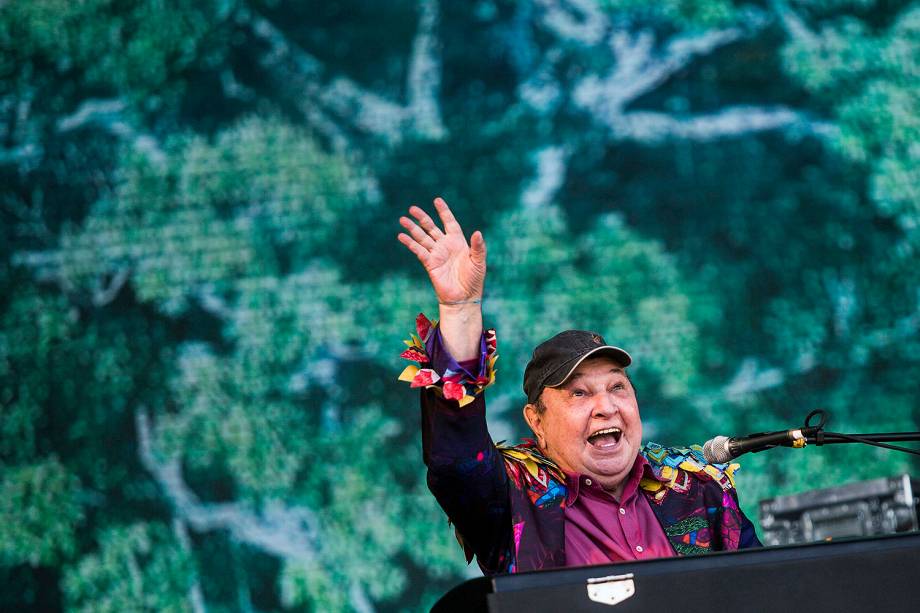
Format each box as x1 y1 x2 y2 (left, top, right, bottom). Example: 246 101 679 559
703 436 732 463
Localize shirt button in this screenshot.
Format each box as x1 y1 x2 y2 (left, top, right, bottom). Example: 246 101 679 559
585 478 592 486
636 545 644 553
619 508 626 515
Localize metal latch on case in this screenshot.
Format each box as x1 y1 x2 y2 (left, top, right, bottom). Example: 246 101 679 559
585 572 635 606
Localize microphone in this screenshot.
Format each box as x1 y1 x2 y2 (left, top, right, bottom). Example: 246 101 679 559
703 428 810 463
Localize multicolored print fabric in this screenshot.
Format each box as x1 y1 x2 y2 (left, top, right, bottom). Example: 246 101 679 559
398 313 497 406
498 442 566 509
640 443 746 554
640 442 740 501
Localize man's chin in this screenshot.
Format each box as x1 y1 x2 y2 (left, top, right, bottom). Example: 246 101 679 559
585 447 638 477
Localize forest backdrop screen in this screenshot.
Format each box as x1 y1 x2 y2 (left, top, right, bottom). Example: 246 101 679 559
2 1 918 611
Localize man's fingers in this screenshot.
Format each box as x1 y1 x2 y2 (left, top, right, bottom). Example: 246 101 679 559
399 216 436 250
397 233 431 265
433 197 463 234
470 230 487 266
408 205 444 239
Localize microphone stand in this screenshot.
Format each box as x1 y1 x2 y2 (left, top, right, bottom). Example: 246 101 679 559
800 409 920 457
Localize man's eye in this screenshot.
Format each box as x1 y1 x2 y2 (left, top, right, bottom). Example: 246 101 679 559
611 383 625 391
572 390 585 397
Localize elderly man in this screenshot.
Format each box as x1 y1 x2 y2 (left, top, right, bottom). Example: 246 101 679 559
397 198 761 575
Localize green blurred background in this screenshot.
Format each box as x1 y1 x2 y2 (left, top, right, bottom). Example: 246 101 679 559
1 0 918 610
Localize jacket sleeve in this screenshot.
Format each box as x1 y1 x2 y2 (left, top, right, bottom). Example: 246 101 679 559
421 389 512 573
738 505 763 549
724 486 763 550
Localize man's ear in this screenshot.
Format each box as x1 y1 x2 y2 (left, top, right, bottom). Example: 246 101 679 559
523 403 545 448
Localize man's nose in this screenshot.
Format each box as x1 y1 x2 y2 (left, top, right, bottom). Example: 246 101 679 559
591 395 618 417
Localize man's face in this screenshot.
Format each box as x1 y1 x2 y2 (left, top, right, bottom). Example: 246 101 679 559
523 357 642 498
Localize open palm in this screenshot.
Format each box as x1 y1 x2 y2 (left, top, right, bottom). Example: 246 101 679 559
398 197 486 304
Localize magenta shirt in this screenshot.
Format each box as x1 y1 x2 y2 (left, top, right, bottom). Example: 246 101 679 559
563 454 676 566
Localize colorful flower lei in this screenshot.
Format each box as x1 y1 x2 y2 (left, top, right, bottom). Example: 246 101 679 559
398 313 498 406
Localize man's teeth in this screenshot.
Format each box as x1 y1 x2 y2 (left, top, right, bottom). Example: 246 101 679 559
588 428 622 444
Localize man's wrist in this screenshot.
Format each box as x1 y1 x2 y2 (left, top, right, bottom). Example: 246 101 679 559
437 301 483 323
437 302 483 362
437 296 483 310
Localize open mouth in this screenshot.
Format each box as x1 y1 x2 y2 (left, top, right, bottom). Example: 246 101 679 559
587 427 622 448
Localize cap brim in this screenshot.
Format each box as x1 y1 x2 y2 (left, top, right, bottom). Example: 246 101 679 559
544 346 633 388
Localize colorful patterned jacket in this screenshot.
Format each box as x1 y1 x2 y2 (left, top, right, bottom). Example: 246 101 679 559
421 390 762 575
402 315 761 574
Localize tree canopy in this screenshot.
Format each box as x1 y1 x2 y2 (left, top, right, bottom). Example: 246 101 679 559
2 1 917 611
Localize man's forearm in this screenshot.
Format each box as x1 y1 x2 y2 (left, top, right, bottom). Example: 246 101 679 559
437 303 483 362
421 390 511 574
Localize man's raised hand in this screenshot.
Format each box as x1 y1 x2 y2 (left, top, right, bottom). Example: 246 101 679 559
398 197 487 306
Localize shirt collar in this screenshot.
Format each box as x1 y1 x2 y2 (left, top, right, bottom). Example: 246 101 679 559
564 454 652 507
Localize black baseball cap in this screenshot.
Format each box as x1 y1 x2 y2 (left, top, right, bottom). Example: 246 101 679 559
523 330 632 404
